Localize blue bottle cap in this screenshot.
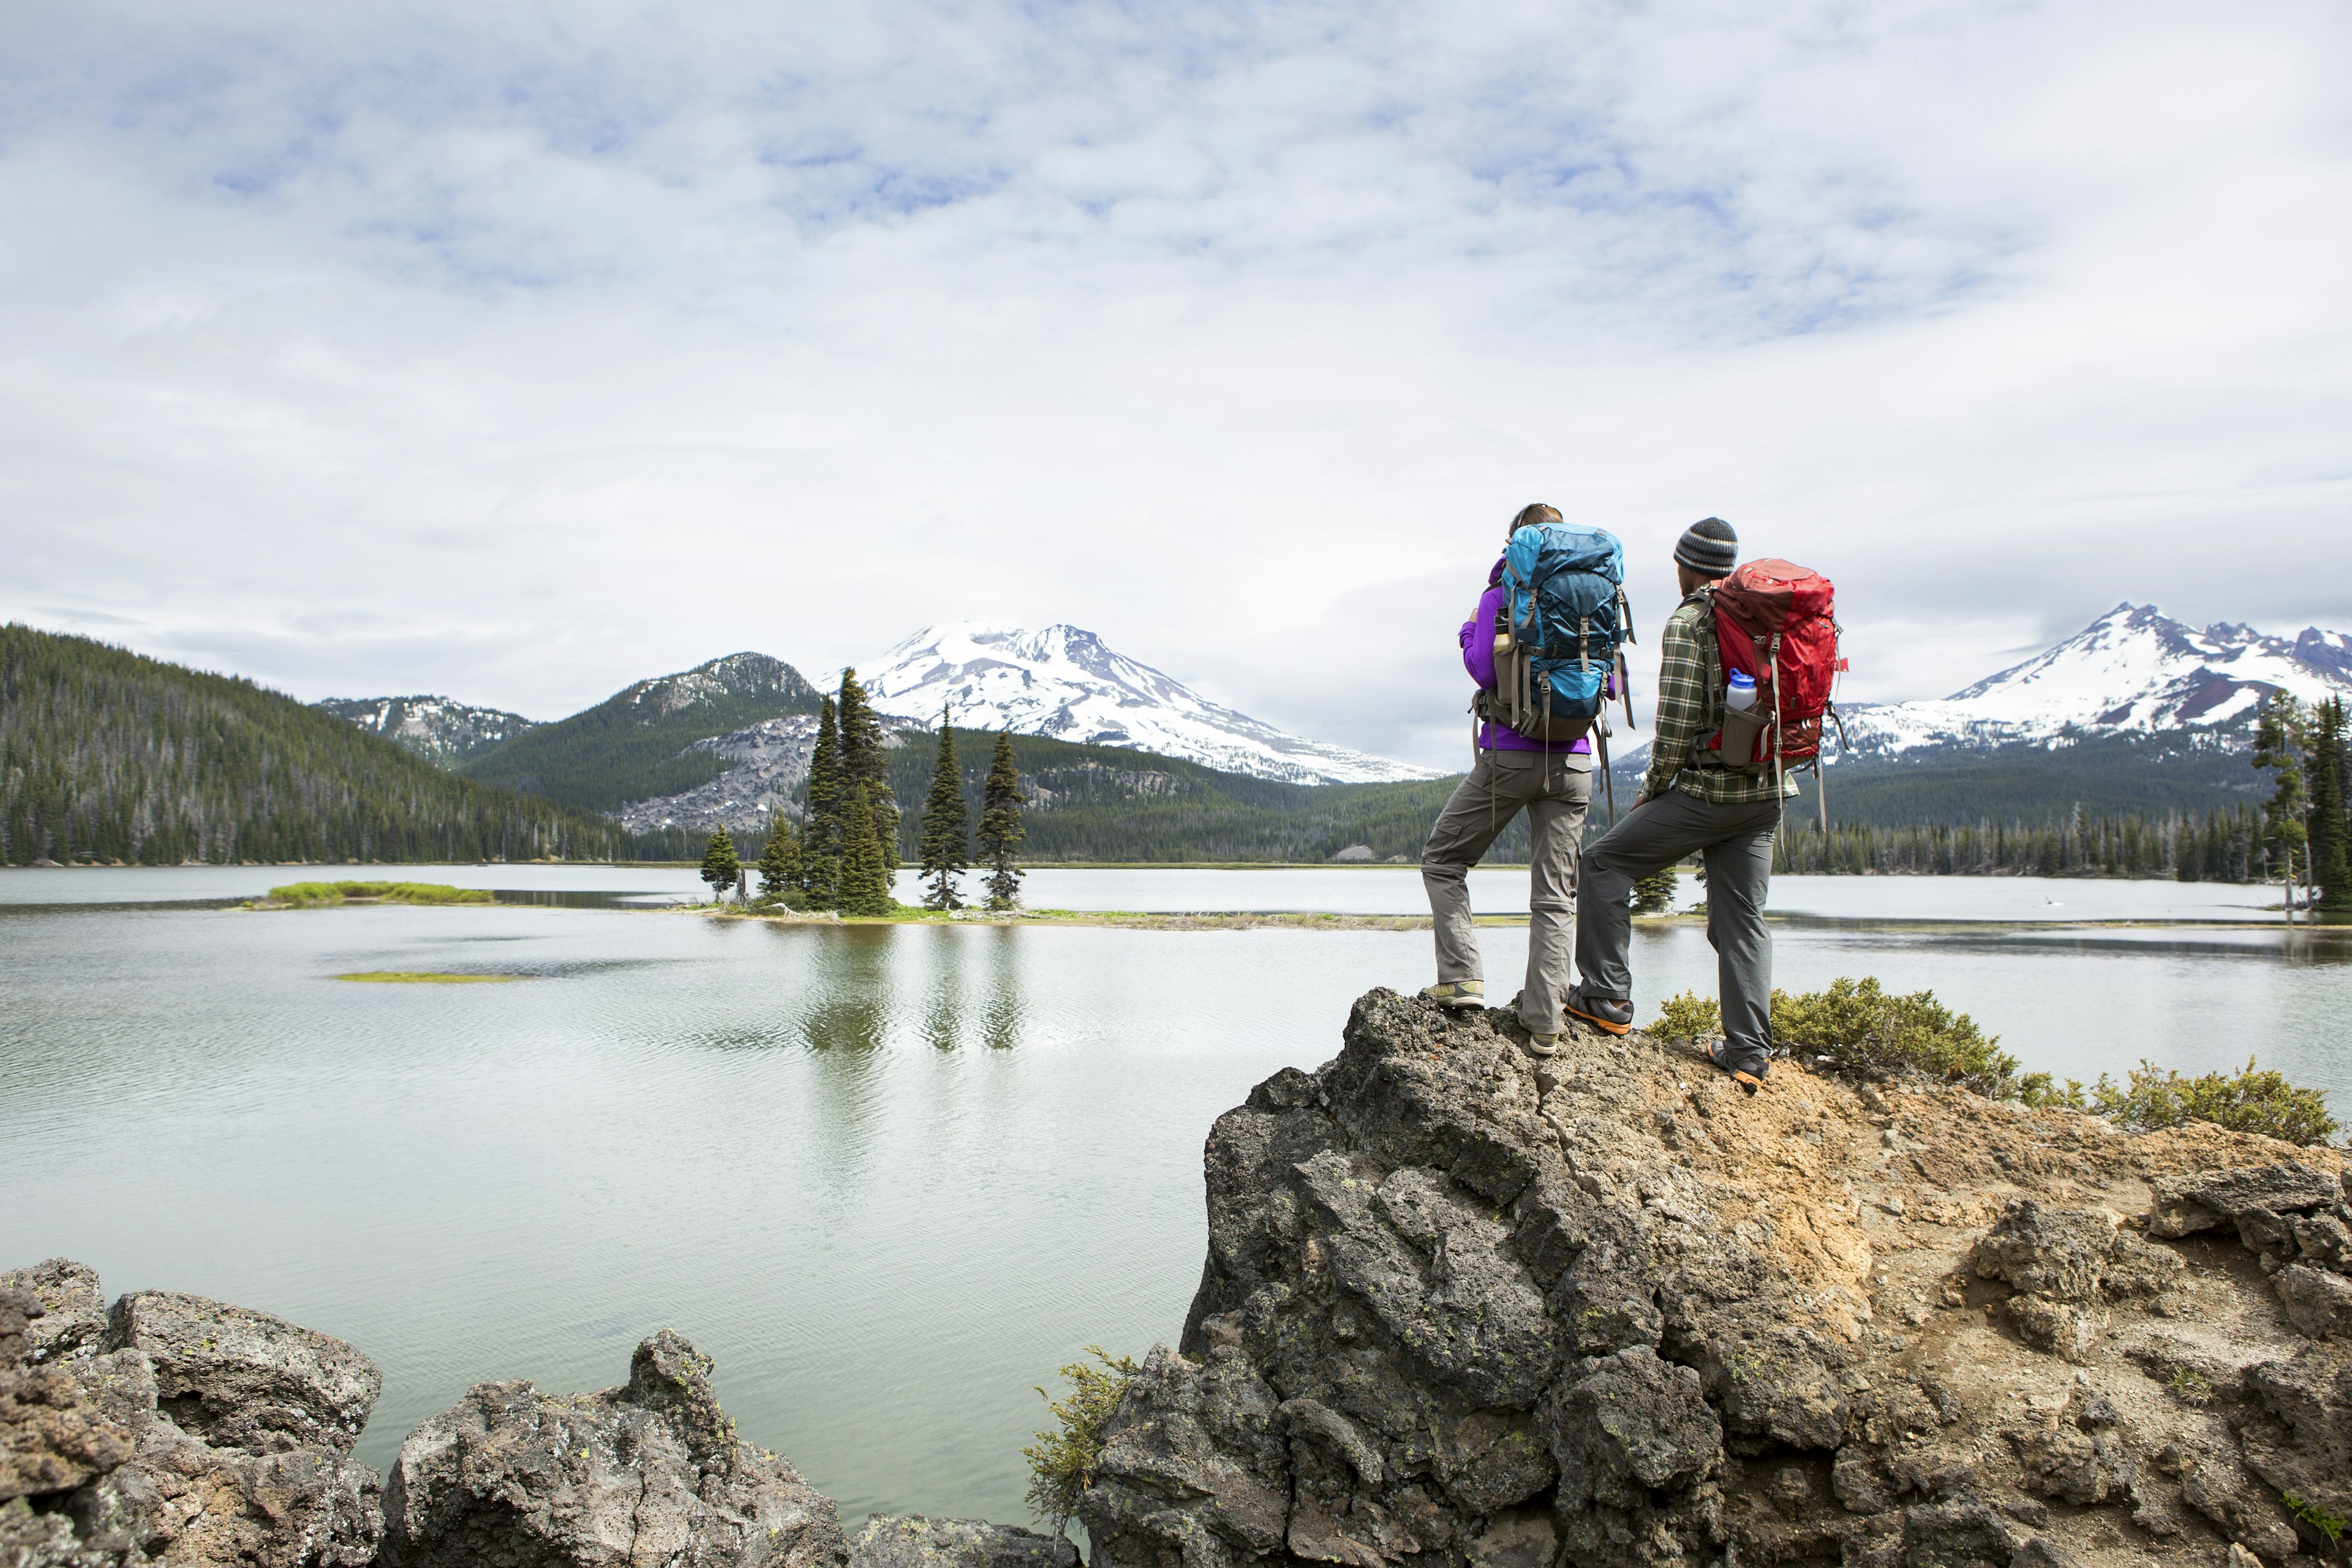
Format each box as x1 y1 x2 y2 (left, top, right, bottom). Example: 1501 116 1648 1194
1728 669 1756 689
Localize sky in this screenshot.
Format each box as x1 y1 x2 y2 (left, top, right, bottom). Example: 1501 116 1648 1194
3 0 2348 771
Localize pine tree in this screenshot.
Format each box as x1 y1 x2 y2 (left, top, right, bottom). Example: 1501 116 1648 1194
835 782 897 916
698 827 741 902
756 807 801 903
2310 696 2351 914
2252 693 2309 891
800 698 844 907
1630 868 1678 915
837 667 900 845
975 731 1027 911
918 706 968 911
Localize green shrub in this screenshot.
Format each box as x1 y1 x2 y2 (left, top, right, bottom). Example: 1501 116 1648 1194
1771 976 2021 1096
2081 1058 2338 1147
1645 978 2337 1144
1021 1346 1138 1536
1649 990 1722 1038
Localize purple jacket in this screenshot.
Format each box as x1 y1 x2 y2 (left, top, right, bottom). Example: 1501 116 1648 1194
1461 556 1596 756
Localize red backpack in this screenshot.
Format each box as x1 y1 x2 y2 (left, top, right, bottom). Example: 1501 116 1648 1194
1694 559 1844 775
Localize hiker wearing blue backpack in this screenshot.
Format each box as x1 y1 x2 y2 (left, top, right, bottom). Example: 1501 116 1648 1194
1563 517 1804 1090
1420 503 1627 1057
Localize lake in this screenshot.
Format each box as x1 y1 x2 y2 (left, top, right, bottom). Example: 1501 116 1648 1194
1 864 2343 1534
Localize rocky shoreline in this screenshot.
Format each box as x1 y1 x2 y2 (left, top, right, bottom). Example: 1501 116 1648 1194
7 988 2350 1568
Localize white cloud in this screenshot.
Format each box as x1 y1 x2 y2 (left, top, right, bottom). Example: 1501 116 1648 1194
1 0 2347 769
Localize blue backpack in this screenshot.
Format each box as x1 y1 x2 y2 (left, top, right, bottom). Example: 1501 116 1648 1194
1484 522 1632 742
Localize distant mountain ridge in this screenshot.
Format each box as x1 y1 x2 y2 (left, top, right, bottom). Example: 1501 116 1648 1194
1837 602 2352 755
862 622 1436 785
311 695 537 765
459 652 823 813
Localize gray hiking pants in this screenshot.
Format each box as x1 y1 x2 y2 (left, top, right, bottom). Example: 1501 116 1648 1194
1575 790 1781 1076
1421 750 1592 1035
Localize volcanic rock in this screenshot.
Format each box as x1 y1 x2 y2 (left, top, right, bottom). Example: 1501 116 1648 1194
378 1328 846 1568
1080 987 2352 1568
0 1266 383 1568
850 1514 1079 1568
105 1291 381 1458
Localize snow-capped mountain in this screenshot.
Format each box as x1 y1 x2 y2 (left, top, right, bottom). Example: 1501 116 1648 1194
312 695 537 764
862 622 1439 785
1839 603 2352 755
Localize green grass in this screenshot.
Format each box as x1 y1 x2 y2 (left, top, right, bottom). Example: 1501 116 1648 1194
264 881 495 907
334 971 519 984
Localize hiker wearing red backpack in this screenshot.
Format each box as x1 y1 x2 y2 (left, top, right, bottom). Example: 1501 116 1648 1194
1565 518 1837 1089
1420 503 1626 1055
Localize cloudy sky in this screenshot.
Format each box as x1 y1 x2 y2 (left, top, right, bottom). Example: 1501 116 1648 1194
4 0 2348 769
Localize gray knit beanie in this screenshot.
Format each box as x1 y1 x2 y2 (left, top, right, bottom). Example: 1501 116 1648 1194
1674 516 1738 577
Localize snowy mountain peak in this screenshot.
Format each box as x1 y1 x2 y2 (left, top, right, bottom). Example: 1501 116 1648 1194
1843 602 2352 756
864 622 1438 785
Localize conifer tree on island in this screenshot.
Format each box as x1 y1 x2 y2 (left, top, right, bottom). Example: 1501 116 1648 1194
836 667 900 865
2252 693 2309 899
756 807 801 903
918 706 968 911
2309 696 2351 916
699 827 741 902
975 732 1027 911
799 698 845 908
1630 868 1678 915
835 782 896 916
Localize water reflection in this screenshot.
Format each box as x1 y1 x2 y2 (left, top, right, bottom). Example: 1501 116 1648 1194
799 926 897 1051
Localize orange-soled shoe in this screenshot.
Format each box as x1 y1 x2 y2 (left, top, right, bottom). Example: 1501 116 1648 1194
1563 987 1634 1036
1709 1041 1766 1094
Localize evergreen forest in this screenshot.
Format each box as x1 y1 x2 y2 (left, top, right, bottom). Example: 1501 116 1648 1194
1 625 637 865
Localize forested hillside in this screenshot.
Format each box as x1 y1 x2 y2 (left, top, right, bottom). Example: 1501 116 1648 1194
462 652 821 810
0 625 635 865
1608 731 2264 828
885 735 1485 862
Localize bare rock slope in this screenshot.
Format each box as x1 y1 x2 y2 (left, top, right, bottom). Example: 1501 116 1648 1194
1081 989 2352 1568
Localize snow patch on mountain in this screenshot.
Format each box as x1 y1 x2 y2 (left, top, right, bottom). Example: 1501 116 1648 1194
1838 603 2352 755
862 622 1438 785
313 695 537 764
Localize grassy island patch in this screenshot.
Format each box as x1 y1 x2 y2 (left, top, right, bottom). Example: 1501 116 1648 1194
334 971 519 984
257 881 496 909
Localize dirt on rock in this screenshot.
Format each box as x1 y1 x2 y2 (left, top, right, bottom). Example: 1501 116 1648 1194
1080 989 2352 1568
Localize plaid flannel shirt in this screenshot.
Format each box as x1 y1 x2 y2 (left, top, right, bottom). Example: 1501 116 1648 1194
1640 590 1799 805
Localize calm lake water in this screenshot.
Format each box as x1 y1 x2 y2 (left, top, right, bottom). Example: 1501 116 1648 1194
1 865 2343 1532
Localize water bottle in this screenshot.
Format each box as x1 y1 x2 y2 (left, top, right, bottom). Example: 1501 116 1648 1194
1717 669 1765 768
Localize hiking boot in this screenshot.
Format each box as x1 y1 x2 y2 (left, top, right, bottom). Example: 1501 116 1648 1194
1709 1041 1766 1093
1563 987 1634 1036
1421 981 1485 1011
1522 1031 1560 1058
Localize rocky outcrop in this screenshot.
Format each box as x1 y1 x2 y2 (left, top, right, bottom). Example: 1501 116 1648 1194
850 1515 1078 1568
0 1265 383 1568
0 1262 1066 1568
379 1329 845 1567
1081 989 2352 1568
